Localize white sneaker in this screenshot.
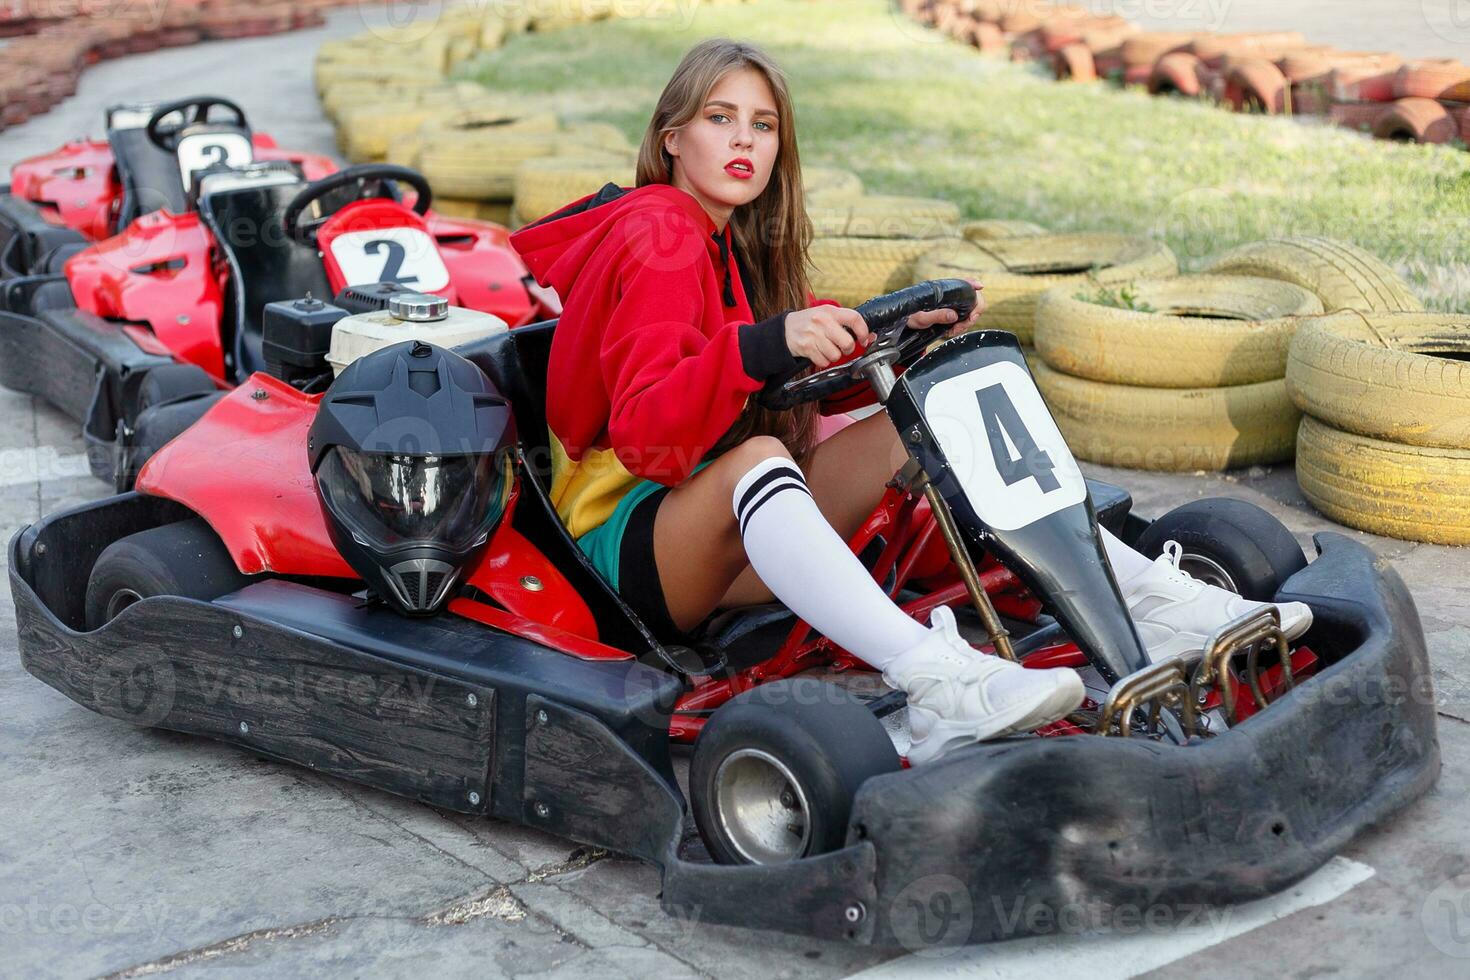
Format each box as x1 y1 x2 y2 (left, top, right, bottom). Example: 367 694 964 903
882 606 1084 765
1120 541 1313 664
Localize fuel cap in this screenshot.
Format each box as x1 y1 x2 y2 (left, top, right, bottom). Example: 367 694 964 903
387 292 449 322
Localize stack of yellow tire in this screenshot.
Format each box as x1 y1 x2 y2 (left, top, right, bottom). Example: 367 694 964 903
913 230 1177 347
316 6 531 165
1288 312 1470 544
1031 274 1321 471
804 187 968 307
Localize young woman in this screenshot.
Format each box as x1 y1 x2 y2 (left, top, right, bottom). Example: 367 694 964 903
509 39 1311 764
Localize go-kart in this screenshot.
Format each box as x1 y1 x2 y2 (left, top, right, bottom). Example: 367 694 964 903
9 280 1438 947
0 96 337 277
0 161 555 489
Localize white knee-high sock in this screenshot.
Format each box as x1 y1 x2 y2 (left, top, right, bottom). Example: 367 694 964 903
1099 525 1155 582
733 457 929 669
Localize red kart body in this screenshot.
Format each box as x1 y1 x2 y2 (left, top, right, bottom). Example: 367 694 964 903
9 132 336 243
64 198 547 382
134 373 1319 754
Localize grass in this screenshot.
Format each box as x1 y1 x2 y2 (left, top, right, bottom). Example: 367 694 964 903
466 0 1470 312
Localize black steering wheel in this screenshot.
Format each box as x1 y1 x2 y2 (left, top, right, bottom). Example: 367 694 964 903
145 96 249 152
757 279 977 411
281 164 434 245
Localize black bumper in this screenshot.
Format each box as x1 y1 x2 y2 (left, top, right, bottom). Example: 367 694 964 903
0 193 89 278
10 493 1439 948
0 305 174 485
661 532 1439 946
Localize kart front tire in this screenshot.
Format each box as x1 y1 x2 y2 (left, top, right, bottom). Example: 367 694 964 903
690 678 901 866
1133 497 1307 601
84 519 252 630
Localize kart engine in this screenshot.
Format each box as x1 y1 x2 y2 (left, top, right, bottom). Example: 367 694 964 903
262 284 508 389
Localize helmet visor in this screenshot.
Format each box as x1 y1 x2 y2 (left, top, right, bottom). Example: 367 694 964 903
316 447 510 554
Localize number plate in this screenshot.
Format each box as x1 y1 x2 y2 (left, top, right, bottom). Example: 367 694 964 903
328 227 451 293
922 360 1087 531
176 132 254 189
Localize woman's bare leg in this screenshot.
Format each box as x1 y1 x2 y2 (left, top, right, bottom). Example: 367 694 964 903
650 435 794 632
717 410 907 609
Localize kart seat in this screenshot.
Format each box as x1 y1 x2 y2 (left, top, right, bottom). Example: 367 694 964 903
459 321 668 659
198 179 329 384
108 127 190 229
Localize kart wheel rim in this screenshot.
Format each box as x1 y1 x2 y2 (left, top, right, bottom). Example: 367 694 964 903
105 588 144 622
1179 553 1238 593
713 748 812 865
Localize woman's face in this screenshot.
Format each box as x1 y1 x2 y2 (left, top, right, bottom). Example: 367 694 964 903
664 67 780 230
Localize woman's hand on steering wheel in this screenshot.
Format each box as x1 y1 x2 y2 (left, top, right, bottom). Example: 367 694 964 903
906 277 985 336
783 305 871 368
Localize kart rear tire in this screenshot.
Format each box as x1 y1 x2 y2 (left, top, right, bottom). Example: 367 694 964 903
1201 236 1421 314
85 519 252 630
691 678 900 866
1133 498 1307 601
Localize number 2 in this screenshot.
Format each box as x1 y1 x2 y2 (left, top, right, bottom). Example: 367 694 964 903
364 238 419 286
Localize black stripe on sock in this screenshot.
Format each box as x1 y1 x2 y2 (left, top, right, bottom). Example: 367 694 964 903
738 480 813 538
735 462 806 521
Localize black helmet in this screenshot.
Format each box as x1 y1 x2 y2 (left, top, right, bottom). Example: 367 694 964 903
309 340 515 615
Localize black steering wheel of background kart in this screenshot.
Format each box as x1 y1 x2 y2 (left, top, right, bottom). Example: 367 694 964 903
757 279 977 411
281 164 434 245
145 96 250 152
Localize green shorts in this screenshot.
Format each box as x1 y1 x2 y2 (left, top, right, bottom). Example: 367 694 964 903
575 461 711 639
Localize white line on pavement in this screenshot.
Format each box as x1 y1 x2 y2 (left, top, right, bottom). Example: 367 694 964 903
0 446 91 488
851 857 1375 980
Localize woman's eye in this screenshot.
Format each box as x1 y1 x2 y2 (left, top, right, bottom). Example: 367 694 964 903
709 113 729 124
755 121 772 132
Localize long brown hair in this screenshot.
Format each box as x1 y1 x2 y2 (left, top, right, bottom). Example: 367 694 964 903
635 38 819 464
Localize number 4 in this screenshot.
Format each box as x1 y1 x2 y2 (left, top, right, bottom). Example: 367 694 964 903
975 383 1059 493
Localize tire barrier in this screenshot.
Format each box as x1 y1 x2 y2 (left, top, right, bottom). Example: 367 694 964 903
0 1 362 133
1201 237 1423 314
904 2 1468 147
913 233 1178 345
1034 276 1322 387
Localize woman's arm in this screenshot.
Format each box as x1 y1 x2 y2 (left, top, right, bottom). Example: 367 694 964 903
599 228 793 485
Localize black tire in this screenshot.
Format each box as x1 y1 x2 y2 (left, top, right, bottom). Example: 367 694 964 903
136 363 217 412
690 678 900 865
84 519 252 630
1133 498 1307 601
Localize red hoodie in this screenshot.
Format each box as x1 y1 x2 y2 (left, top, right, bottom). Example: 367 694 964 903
509 183 800 538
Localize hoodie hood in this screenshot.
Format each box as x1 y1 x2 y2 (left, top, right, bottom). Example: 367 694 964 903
510 183 742 310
